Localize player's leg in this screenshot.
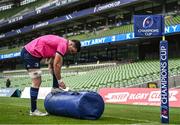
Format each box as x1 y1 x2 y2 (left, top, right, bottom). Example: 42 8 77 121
51 68 65 93
21 48 47 116
28 69 47 116
47 58 59 88
47 58 69 93
51 67 69 93
28 69 41 111
52 70 59 88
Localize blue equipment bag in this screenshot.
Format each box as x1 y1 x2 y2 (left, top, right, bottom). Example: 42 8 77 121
44 91 104 120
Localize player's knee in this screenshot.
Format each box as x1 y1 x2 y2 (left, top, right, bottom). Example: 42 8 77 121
28 69 42 79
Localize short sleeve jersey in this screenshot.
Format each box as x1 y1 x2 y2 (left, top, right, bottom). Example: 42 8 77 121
25 35 68 58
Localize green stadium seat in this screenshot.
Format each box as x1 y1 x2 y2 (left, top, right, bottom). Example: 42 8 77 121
1 58 180 91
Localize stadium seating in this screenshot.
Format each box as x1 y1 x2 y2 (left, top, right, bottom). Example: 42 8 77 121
0 15 180 55
68 24 134 40
165 15 180 26
68 15 180 40
0 0 49 20
0 0 78 20
0 47 21 54
1 59 180 91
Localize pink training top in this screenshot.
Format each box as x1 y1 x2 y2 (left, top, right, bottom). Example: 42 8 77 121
25 35 68 58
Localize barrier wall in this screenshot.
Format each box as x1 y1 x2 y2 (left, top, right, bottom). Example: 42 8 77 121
0 88 21 97
99 88 180 107
21 87 51 99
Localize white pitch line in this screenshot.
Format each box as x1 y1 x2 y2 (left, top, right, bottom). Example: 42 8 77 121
105 115 159 124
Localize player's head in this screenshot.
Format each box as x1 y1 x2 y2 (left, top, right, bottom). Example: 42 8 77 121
68 39 81 54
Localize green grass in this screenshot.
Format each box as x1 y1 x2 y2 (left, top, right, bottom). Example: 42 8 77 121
0 97 180 124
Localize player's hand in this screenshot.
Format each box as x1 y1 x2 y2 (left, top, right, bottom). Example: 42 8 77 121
58 81 66 89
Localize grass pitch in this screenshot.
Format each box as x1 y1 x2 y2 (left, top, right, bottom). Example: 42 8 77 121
0 97 180 124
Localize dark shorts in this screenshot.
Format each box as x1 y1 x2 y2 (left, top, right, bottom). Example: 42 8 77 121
21 48 42 69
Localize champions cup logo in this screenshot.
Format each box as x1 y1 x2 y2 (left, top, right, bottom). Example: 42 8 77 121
143 16 154 29
137 16 159 36
161 105 168 119
94 1 121 12
134 15 163 37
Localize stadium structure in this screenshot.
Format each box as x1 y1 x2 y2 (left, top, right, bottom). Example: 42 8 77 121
0 0 180 124
0 0 180 90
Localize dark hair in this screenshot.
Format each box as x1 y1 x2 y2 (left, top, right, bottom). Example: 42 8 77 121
71 39 81 52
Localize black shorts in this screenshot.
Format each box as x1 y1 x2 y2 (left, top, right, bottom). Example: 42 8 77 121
21 48 42 69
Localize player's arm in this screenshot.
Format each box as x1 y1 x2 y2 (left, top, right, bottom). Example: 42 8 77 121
47 58 54 74
53 52 66 89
